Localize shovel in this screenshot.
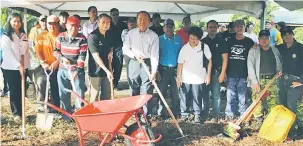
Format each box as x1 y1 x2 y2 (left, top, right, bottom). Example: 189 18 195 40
108 58 114 99
36 70 54 131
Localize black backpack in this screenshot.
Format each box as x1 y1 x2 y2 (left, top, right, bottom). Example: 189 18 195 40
200 41 208 71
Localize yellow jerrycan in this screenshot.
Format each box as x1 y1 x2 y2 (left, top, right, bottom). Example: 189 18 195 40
259 105 296 142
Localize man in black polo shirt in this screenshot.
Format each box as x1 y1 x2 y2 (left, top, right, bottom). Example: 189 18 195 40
87 13 114 103
277 27 303 138
202 20 228 122
149 13 164 36
109 8 128 89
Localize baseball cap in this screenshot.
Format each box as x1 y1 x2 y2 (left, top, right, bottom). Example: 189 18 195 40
164 19 174 26
127 17 136 23
281 27 294 36
47 15 59 23
39 15 47 21
258 30 270 38
277 21 286 28
233 20 245 27
67 16 80 26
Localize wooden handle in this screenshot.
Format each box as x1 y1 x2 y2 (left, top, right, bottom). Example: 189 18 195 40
108 58 114 99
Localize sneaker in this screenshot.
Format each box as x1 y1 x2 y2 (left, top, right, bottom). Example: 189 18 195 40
13 116 21 122
194 115 201 124
211 116 219 123
179 116 188 122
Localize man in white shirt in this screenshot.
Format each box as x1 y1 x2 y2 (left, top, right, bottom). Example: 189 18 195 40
244 22 258 44
82 6 98 39
122 11 159 116
177 26 212 123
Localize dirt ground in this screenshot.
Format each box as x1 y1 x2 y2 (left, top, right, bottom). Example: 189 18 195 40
1 68 303 146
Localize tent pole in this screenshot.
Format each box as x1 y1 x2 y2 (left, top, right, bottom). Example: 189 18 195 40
24 8 27 34
260 0 267 30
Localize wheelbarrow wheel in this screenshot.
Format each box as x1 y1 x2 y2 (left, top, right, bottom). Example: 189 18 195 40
124 123 155 146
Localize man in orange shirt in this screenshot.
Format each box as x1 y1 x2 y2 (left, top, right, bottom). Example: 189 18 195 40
176 16 191 44
34 15 60 111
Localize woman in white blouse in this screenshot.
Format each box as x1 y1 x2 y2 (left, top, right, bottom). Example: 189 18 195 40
1 13 29 121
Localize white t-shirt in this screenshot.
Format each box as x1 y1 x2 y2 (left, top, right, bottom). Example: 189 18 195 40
178 41 212 84
244 32 258 44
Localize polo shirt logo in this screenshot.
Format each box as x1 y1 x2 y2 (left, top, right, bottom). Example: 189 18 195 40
292 53 296 59
99 41 103 46
216 44 218 47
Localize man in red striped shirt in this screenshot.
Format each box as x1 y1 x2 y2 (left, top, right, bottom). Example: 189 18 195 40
54 16 87 113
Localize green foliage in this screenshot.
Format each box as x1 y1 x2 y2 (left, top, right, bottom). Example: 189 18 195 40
294 27 303 44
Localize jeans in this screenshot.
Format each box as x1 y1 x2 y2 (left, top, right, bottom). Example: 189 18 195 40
210 72 221 116
225 77 247 117
57 68 85 112
157 65 180 116
179 83 208 117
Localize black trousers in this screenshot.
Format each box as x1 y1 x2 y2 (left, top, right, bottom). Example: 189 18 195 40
2 69 25 117
112 46 124 87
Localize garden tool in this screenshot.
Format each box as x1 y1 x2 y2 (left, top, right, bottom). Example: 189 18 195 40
223 73 281 141
109 58 114 99
36 70 54 131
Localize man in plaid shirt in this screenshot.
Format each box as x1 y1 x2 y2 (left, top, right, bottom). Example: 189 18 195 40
54 16 87 113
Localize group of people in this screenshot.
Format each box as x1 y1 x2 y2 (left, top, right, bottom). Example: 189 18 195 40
0 6 302 139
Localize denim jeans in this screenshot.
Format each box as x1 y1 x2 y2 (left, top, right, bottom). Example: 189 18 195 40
225 77 247 117
211 72 221 116
57 68 85 112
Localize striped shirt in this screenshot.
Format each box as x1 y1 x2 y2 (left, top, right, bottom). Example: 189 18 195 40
54 32 87 71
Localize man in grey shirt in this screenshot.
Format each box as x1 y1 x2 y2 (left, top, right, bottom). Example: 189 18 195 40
122 11 159 116
247 30 282 127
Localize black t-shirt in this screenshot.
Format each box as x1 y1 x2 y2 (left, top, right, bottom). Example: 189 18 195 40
149 25 164 36
87 28 113 77
109 20 127 48
202 35 228 71
221 30 235 41
260 47 276 74
227 36 254 78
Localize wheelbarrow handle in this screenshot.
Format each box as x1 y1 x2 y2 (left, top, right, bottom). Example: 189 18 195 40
35 101 73 119
65 89 89 105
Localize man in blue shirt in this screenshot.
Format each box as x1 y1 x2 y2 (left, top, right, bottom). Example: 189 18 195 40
157 19 183 119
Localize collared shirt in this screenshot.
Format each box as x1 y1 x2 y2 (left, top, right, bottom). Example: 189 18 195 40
87 28 113 77
109 19 127 48
82 19 98 39
202 35 228 71
176 28 189 45
122 28 159 73
121 29 129 43
159 34 183 67
150 25 164 36
277 41 303 81
244 32 258 44
1 32 29 70
35 32 58 65
178 41 212 84
54 32 87 71
28 26 47 70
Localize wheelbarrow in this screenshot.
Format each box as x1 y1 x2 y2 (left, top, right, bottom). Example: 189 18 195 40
38 90 162 146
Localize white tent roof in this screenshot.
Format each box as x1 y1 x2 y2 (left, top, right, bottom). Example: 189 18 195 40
1 0 265 21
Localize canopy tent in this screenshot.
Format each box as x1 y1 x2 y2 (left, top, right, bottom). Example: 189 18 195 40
2 0 267 22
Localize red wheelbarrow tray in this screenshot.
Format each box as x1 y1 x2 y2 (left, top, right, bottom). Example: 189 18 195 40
44 93 162 146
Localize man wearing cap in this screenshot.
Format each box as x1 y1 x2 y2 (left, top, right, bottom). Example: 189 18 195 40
87 13 114 102
247 29 282 126
109 8 128 90
220 22 235 41
176 16 191 45
122 11 159 116
54 16 87 113
121 17 137 90
149 13 164 36
277 27 303 138
35 15 61 111
156 18 183 119
266 21 283 46
202 20 228 122
225 20 254 120
59 11 69 32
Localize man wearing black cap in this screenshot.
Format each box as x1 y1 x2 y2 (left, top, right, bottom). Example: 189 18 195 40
149 13 164 36
225 20 254 120
247 29 282 127
156 19 183 119
109 8 128 89
277 27 303 138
